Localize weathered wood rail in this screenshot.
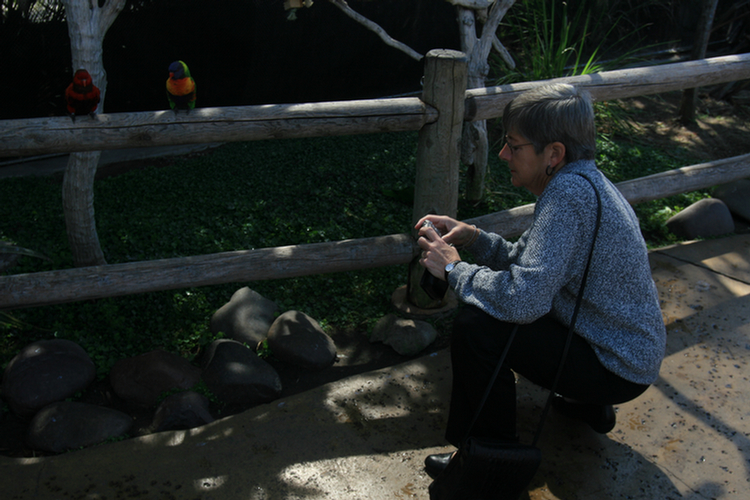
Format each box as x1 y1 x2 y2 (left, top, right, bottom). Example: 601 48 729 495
469 153 750 238
2 51 750 309
2 54 749 158
0 98 437 158
463 53 750 121
3 153 749 309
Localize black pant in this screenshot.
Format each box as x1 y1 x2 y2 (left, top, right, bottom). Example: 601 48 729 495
445 305 649 446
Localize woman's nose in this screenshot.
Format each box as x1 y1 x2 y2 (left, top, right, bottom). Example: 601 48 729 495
499 143 511 161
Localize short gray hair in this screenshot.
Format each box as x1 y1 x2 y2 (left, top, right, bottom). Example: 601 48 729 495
502 83 596 162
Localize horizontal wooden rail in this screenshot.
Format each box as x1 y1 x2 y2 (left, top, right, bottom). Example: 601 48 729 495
3 54 750 158
0 234 419 309
466 153 750 238
465 53 750 121
615 153 750 204
0 97 437 157
2 154 748 310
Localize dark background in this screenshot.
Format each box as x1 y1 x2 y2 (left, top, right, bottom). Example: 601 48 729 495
0 0 460 119
1 0 748 120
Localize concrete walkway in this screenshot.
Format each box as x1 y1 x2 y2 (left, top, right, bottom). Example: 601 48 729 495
0 234 748 499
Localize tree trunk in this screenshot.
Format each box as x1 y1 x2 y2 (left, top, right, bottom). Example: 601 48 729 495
457 8 485 202
679 0 720 124
61 0 125 267
62 151 105 266
457 0 516 202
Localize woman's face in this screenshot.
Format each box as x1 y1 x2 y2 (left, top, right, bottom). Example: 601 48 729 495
499 132 565 196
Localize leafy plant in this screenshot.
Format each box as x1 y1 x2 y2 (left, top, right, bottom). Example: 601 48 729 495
491 0 665 136
191 379 220 405
0 0 67 24
255 339 273 359
494 0 651 83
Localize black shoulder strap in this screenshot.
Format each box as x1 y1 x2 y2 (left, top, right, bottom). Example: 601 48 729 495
465 173 602 447
532 173 602 446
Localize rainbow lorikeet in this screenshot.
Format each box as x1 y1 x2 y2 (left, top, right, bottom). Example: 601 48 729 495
166 60 196 113
65 69 101 122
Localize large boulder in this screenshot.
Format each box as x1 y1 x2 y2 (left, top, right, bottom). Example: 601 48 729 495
109 350 202 407
27 401 133 454
665 198 734 240
267 311 337 370
201 339 282 411
210 287 279 348
151 390 214 433
2 339 96 417
371 314 438 356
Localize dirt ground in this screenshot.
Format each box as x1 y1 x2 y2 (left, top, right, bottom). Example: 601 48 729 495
617 90 750 161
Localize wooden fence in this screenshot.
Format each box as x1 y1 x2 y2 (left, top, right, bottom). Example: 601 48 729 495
2 51 750 309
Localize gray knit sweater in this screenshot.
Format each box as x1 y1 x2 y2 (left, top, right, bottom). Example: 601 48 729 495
447 160 666 385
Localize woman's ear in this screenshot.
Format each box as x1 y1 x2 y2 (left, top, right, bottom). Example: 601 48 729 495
548 141 567 168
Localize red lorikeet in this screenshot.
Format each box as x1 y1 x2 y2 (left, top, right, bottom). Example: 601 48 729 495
65 69 101 122
166 60 196 113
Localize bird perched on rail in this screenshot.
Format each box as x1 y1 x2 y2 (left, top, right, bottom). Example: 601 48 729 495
166 60 196 113
65 69 101 122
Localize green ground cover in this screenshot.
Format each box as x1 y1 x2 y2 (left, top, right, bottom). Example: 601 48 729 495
0 126 710 376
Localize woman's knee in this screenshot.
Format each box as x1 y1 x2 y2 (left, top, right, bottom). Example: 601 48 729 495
450 305 517 355
451 306 480 342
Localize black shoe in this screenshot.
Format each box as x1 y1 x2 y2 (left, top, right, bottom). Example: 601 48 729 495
552 396 616 434
424 452 454 478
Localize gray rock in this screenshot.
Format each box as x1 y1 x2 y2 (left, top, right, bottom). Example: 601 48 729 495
151 390 214 432
666 198 734 239
27 401 133 454
714 179 750 222
201 339 282 410
210 287 278 349
267 311 336 370
2 339 96 417
371 314 437 356
109 350 201 407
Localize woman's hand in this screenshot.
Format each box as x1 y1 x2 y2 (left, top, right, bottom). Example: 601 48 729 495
414 215 464 280
414 215 478 249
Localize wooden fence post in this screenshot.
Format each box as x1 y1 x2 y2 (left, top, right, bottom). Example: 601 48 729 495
407 49 468 309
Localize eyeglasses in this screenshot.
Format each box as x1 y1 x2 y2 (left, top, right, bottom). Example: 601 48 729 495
503 139 534 155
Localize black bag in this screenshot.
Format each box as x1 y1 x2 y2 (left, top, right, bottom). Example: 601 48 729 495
428 174 602 500
428 323 542 500
428 436 542 500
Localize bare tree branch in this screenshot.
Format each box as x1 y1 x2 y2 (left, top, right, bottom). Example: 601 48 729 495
477 0 515 64
100 0 127 32
493 35 515 69
328 0 423 62
457 0 516 86
456 0 516 202
456 8 478 64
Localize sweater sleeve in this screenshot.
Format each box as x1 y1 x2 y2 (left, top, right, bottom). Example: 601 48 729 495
448 176 597 324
